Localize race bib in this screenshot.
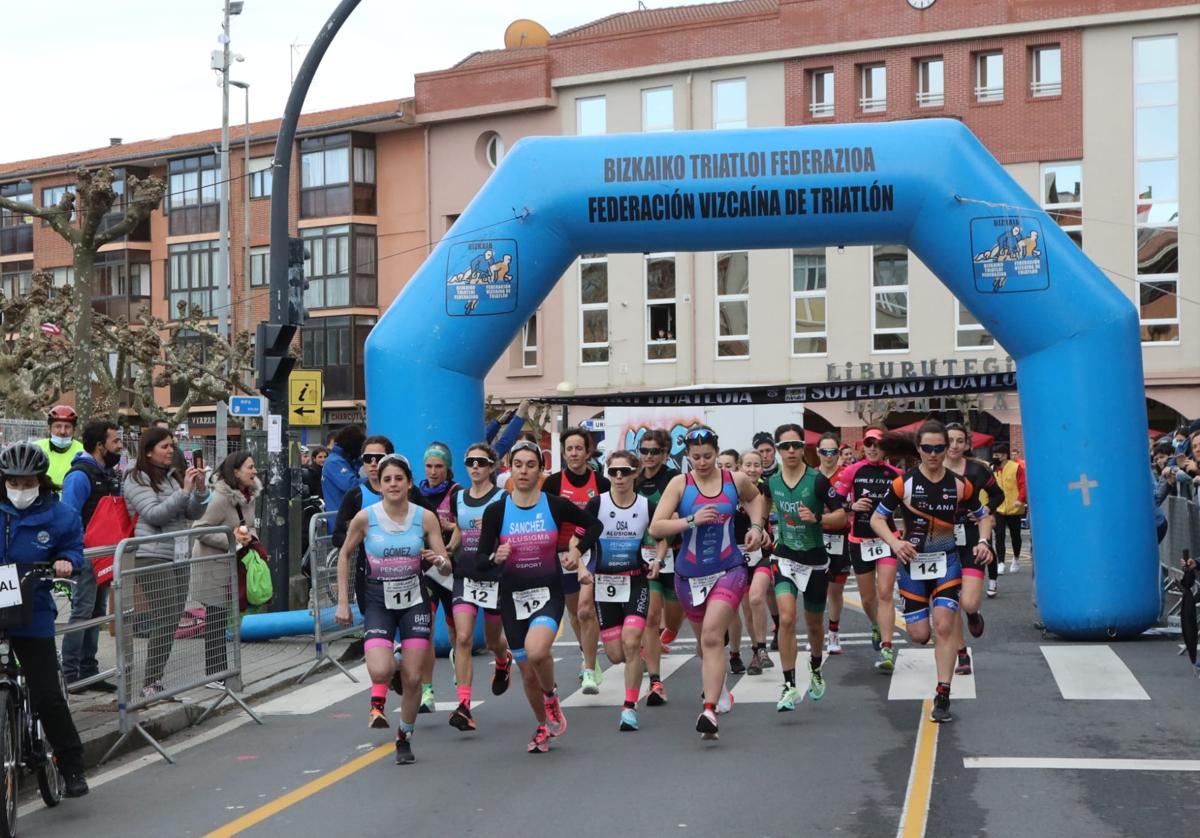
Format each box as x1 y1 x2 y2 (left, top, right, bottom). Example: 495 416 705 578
463 578 499 610
910 552 947 581
513 586 550 620
383 576 422 610
744 549 764 567
594 574 631 603
687 572 723 606
861 538 891 562
641 547 659 565
0 565 22 609
424 565 453 591
954 524 967 547
778 558 814 591
660 550 675 574
823 533 845 555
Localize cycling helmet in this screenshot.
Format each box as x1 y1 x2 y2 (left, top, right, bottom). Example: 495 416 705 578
0 443 50 477
47 404 78 424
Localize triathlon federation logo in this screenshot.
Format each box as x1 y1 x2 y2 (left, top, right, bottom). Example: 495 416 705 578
970 216 1049 294
445 239 518 316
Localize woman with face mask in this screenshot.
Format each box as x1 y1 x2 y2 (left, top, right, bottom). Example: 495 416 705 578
0 442 90 798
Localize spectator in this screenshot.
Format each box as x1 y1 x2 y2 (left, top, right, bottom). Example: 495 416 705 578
991 441 1028 574
753 431 778 478
124 426 208 699
485 399 532 458
150 419 188 485
322 424 365 512
0 442 89 797
192 451 261 685
35 404 84 491
59 419 125 692
303 445 328 500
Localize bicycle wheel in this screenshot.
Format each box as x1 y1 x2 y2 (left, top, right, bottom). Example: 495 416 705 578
33 715 63 808
0 692 17 838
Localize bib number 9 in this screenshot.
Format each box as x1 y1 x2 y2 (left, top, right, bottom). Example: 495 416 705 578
594 574 631 603
910 553 947 581
513 586 550 619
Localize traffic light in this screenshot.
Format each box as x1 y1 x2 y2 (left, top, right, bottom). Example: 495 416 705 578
286 236 309 327
255 321 297 396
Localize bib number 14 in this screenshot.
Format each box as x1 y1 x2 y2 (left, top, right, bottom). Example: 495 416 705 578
910 553 946 581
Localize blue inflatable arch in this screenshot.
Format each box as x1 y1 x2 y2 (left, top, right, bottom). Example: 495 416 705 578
366 119 1156 640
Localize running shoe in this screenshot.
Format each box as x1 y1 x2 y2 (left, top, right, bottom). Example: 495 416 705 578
715 689 735 715
997 562 1005 576
808 669 826 701
368 706 389 729
543 694 568 737
594 663 604 686
390 669 404 696
619 708 639 732
967 611 986 638
776 684 800 712
760 651 775 669
646 679 667 706
660 641 672 655
986 580 998 598
746 649 765 676
419 684 435 714
394 732 415 764
448 702 476 732
955 654 972 676
492 652 513 696
1008 561 1020 574
871 624 882 651
729 653 746 675
527 724 551 754
930 692 953 723
581 667 600 695
875 646 896 673
695 709 719 740
449 647 457 687
827 631 843 655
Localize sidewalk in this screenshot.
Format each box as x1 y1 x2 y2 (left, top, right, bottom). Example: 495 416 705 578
55 595 359 766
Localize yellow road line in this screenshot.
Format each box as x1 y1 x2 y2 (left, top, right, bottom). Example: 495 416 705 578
896 700 939 838
842 593 907 630
203 742 393 838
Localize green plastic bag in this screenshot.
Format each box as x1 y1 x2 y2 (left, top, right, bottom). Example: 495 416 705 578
242 547 274 606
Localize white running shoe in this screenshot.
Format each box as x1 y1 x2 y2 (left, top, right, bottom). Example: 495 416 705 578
827 631 843 655
1008 561 1020 574
997 563 1005 576
986 579 998 598
715 689 735 715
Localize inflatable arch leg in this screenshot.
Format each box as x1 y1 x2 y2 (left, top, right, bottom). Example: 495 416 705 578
366 119 1157 639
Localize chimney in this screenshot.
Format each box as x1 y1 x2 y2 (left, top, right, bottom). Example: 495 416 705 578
109 137 122 147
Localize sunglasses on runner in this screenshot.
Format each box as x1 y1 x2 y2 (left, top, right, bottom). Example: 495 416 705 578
862 439 880 448
638 447 663 456
606 466 636 477
776 441 805 451
361 453 386 463
509 441 542 459
464 456 494 468
919 443 948 454
816 447 839 456
685 429 718 444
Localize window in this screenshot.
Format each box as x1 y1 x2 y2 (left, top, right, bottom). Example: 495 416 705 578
642 87 674 132
1031 46 1061 96
712 79 747 129
166 155 219 235
645 254 677 361
917 58 944 107
859 64 887 113
0 261 32 298
0 181 33 256
1134 35 1179 344
792 248 827 355
49 267 73 291
579 254 609 364
300 133 375 217
484 133 505 168
93 250 150 318
300 314 375 400
1042 161 1082 248
300 223 378 310
810 70 834 117
521 313 539 368
249 246 270 287
715 251 750 358
975 52 1004 102
41 185 75 225
167 240 218 317
956 301 994 349
872 246 908 352
248 157 272 199
576 96 606 136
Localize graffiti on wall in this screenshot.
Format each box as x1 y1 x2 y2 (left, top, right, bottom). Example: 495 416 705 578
620 418 705 471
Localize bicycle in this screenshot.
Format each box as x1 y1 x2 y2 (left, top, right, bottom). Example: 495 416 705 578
0 564 71 838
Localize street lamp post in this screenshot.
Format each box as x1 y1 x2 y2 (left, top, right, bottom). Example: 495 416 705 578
231 80 251 337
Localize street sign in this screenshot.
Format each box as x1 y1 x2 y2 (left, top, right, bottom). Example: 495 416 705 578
289 370 323 426
229 395 267 418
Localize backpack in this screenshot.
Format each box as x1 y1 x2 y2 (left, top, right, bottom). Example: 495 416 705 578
84 496 137 586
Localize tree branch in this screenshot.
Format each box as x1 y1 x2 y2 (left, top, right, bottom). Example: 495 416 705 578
94 173 166 247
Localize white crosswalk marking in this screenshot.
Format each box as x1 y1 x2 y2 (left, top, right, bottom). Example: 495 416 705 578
562 654 692 708
887 647 976 700
257 666 368 715
1040 645 1150 700
730 653 787 704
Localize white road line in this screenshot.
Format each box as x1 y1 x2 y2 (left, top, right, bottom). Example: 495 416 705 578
1040 645 1150 700
562 654 692 707
729 653 786 704
965 757 1200 771
256 666 369 715
888 647 976 700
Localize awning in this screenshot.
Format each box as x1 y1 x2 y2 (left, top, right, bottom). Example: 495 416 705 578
891 419 994 449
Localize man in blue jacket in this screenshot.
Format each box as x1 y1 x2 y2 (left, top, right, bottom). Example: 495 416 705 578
60 420 125 692
0 442 89 797
322 424 365 512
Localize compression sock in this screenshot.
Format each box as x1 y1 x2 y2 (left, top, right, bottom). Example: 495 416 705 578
457 685 472 705
624 688 639 709
783 669 796 687
370 683 387 710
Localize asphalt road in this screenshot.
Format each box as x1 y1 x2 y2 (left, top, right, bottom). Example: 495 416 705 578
17 568 1200 838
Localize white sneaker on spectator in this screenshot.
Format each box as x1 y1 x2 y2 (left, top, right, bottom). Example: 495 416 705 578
997 563 1005 576
1008 561 1020 574
987 580 998 598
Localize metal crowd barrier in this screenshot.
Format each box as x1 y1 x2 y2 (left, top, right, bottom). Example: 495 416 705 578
1159 496 1200 626
296 511 361 684
54 545 120 693
101 527 263 764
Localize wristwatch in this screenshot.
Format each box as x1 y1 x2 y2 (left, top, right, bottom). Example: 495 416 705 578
687 514 697 529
